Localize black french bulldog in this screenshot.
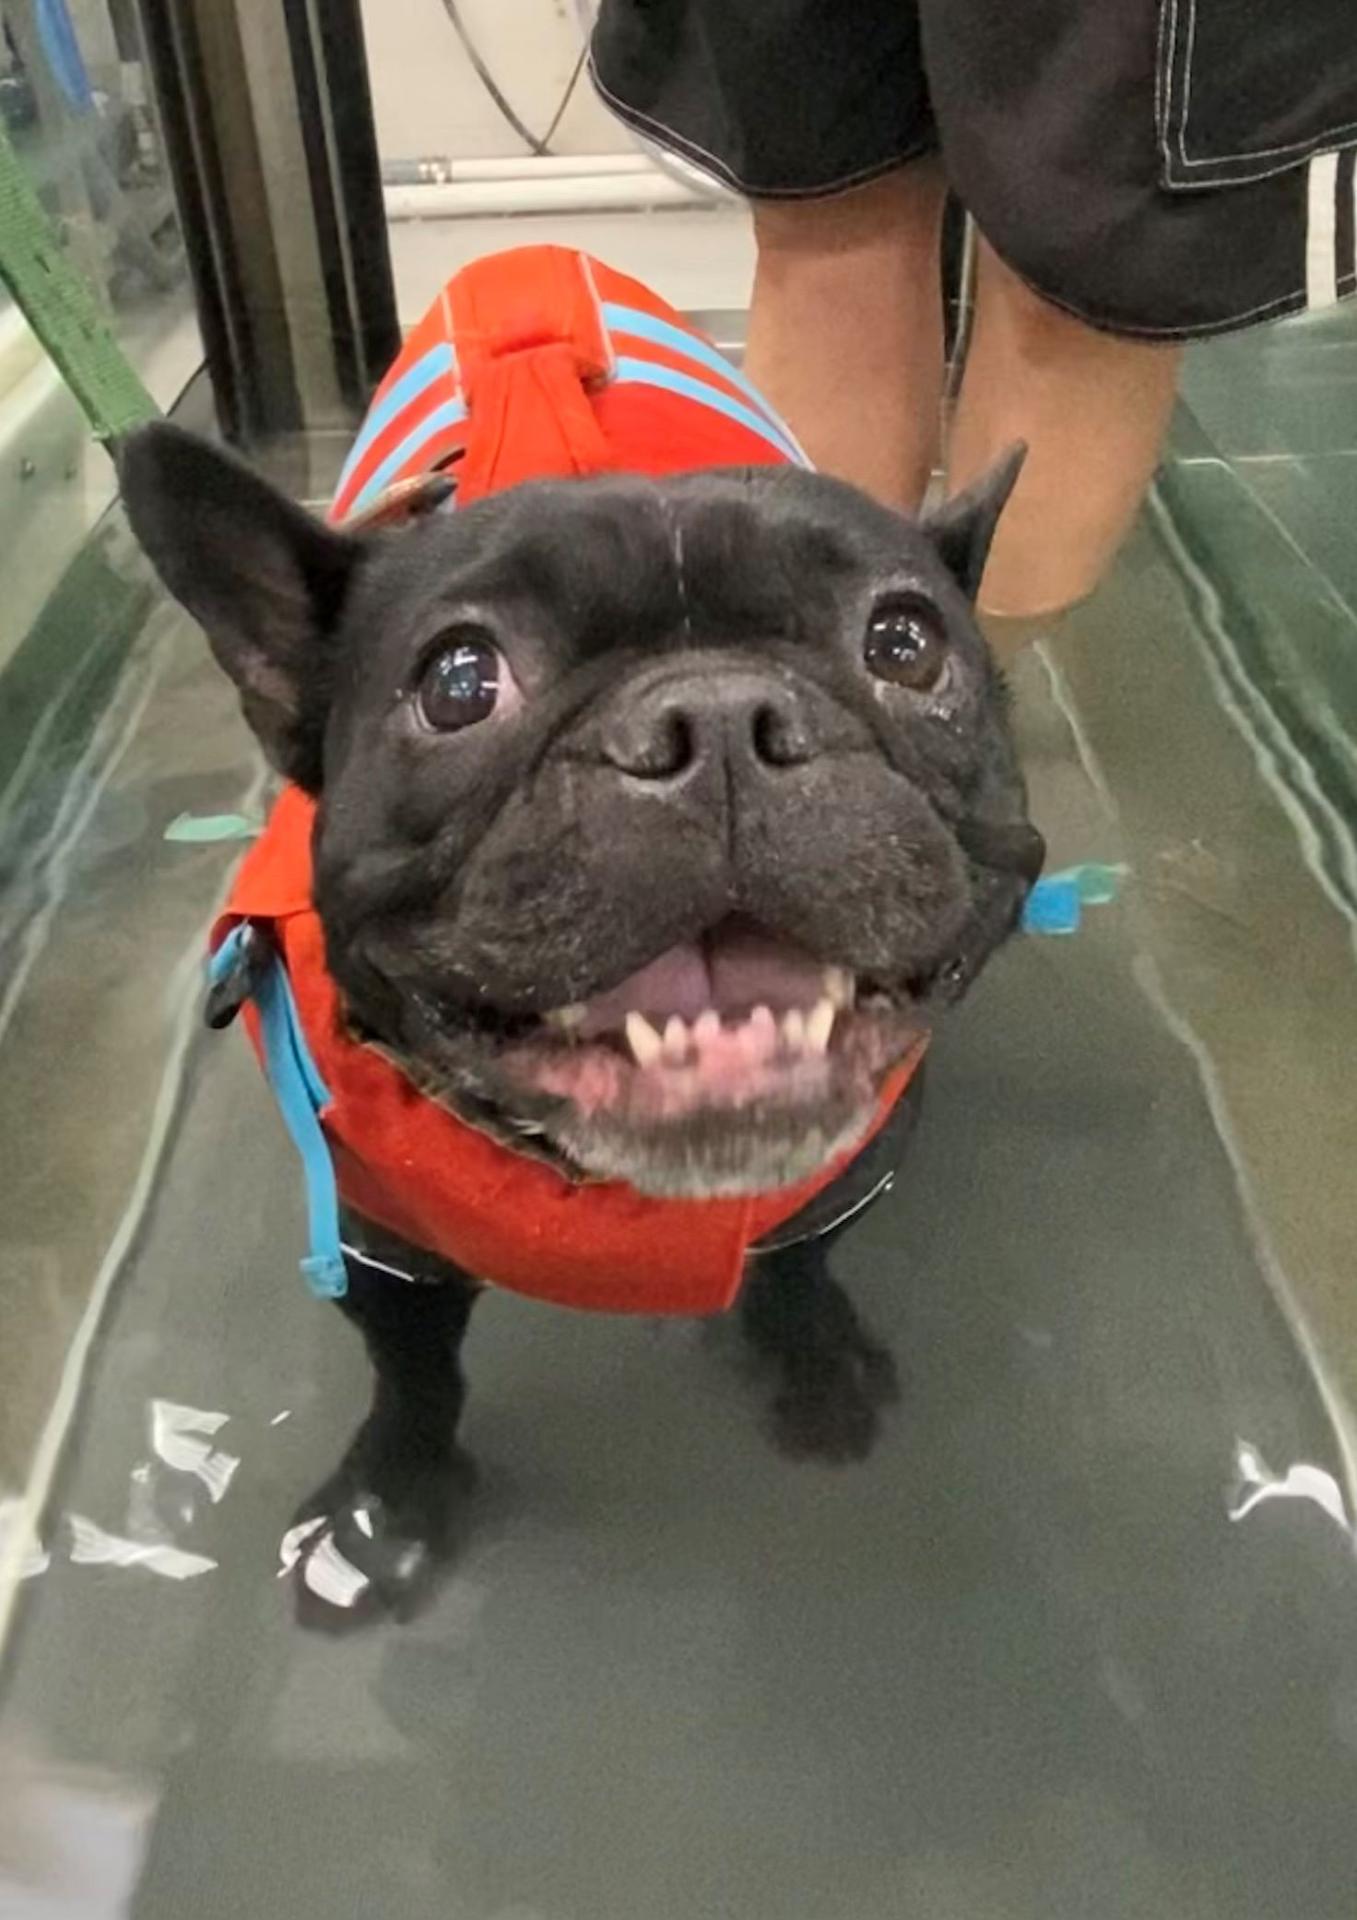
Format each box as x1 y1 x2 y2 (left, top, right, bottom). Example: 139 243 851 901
120 424 1042 1623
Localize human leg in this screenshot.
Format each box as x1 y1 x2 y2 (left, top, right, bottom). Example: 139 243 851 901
745 162 949 513
947 237 1182 618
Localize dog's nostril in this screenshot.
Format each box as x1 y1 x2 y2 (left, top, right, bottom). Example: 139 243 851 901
752 699 813 768
649 711 694 777
604 708 694 780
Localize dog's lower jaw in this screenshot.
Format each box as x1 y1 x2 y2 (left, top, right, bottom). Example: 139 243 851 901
358 1025 882 1195
545 1100 881 1200
368 1005 933 1198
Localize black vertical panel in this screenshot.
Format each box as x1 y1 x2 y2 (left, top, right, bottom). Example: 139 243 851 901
308 0 401 394
132 0 397 445
133 0 255 440
280 0 399 413
1336 150 1356 297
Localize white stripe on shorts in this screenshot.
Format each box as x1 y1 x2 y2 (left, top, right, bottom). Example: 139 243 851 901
1306 151 1340 310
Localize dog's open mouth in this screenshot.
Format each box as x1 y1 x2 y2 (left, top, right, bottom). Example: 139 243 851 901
497 917 923 1125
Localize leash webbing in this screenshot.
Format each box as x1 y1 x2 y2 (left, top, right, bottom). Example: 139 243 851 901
0 112 158 442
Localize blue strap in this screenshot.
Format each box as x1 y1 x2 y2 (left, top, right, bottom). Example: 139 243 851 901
208 922 251 989
610 355 806 466
210 926 348 1299
335 341 458 498
347 396 469 516
600 302 812 465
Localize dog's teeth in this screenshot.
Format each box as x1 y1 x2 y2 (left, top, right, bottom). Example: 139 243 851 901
805 997 835 1054
749 1006 777 1059
823 967 855 1010
782 1009 806 1050
625 1011 663 1067
694 1009 721 1044
663 1015 689 1062
545 1004 586 1032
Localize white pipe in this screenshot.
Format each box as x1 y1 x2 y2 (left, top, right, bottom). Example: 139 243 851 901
386 152 656 184
384 171 708 220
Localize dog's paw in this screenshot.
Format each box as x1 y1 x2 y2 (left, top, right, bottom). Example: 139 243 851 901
767 1337 900 1466
281 1452 475 1631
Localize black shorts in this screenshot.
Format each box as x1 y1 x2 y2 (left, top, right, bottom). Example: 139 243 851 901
591 0 1357 340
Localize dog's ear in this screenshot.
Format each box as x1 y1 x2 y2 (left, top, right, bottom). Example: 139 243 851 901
921 443 1026 601
118 422 363 791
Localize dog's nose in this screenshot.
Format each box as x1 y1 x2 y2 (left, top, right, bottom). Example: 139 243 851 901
602 669 815 781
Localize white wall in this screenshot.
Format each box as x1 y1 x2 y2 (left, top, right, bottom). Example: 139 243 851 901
66 0 119 81
359 0 631 161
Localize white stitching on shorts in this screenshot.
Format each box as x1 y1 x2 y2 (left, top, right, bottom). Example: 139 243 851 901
1156 0 1181 179
589 63 936 201
1168 135 1357 191
1162 0 1184 174
1180 0 1200 162
1003 254 1318 340
1167 0 1357 176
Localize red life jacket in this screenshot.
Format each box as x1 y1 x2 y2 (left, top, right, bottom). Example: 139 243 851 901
213 246 925 1316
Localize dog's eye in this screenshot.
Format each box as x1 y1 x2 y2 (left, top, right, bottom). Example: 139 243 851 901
864 596 948 692
416 633 505 731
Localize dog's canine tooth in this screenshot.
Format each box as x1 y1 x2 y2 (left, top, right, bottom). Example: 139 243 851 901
625 1011 663 1066
805 997 835 1054
545 1004 586 1032
663 1015 689 1062
823 967 855 1010
693 1009 721 1044
783 1009 806 1050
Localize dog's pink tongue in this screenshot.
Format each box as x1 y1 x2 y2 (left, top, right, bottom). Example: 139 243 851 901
578 924 826 1035
707 923 826 1011
579 944 709 1034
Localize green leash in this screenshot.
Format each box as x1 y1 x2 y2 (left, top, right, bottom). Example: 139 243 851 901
0 112 158 442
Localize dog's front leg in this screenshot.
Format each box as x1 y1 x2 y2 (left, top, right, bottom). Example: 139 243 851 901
740 1235 900 1466
285 1224 480 1629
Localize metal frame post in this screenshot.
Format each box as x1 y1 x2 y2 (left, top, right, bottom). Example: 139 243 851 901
133 0 398 448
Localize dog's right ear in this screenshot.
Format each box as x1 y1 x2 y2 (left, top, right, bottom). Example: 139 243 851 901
921 442 1027 602
118 422 362 791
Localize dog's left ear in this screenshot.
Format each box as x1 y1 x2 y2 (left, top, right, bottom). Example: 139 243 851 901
921 442 1027 601
118 422 363 791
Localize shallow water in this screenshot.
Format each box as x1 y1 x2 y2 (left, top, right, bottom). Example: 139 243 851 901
2 435 1357 1919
